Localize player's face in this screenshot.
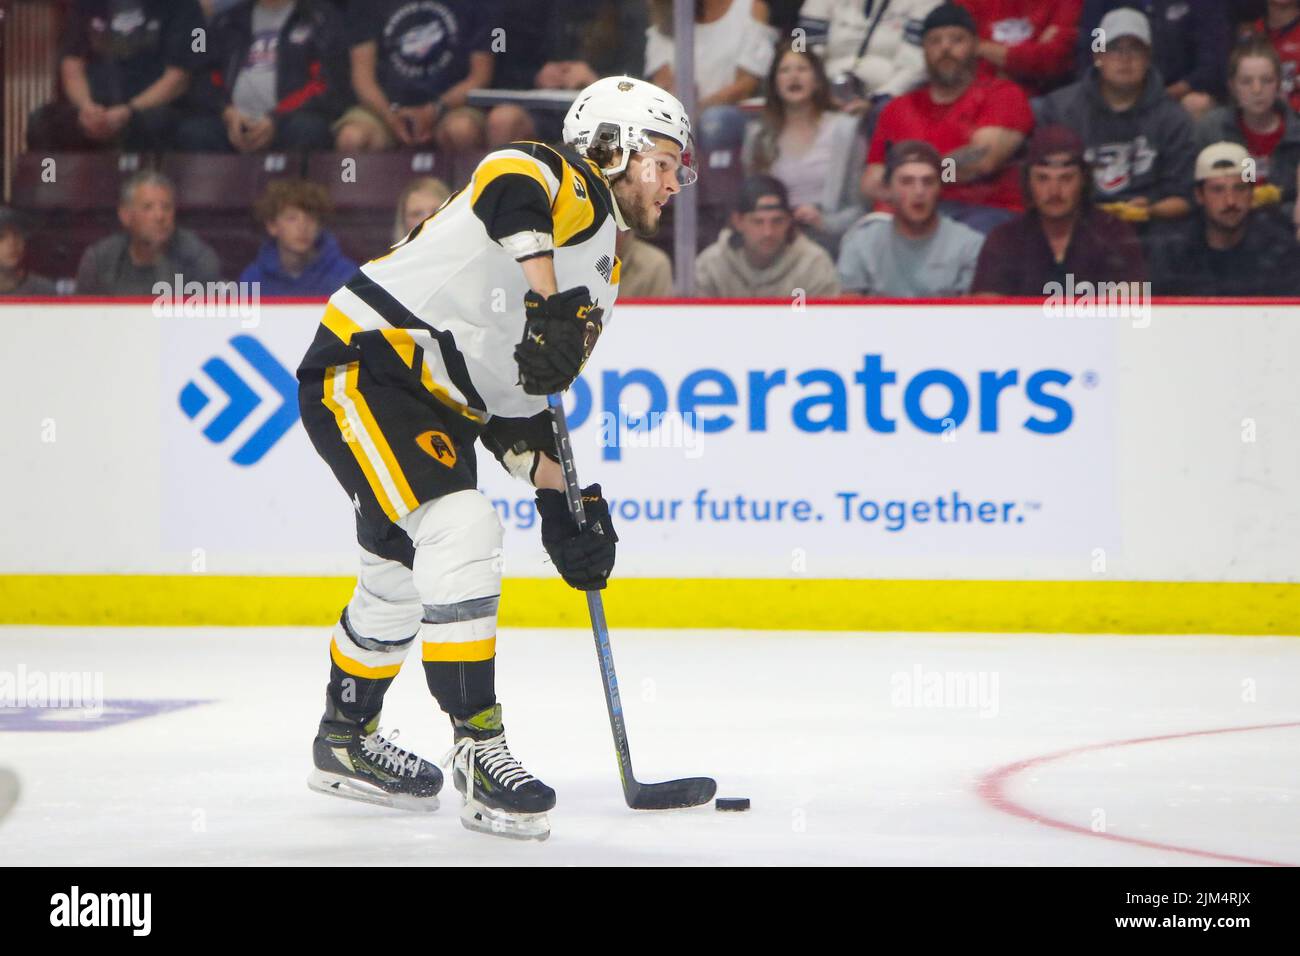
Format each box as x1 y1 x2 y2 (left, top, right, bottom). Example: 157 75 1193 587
616 140 684 238
1096 38 1150 90
1198 176 1253 231
775 51 817 106
1231 56 1280 117
1028 162 1085 220
923 27 976 87
269 206 322 257
888 163 941 227
0 228 23 270
121 184 175 247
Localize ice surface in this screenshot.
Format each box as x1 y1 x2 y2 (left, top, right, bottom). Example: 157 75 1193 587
1 627 1297 866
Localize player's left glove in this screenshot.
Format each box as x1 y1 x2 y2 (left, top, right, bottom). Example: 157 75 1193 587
514 286 603 395
535 483 618 590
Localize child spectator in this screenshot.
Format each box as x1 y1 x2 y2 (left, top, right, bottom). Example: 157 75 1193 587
743 43 866 253
1246 0 1300 114
177 0 350 152
838 140 984 295
0 209 56 296
75 172 220 294
1196 37 1300 216
1079 2 1232 120
240 179 357 295
1146 140 1300 294
332 0 507 153
27 0 206 151
863 3 1035 234
393 177 451 245
1037 8 1194 223
960 0 1083 96
695 176 842 297
797 0 941 114
972 125 1146 294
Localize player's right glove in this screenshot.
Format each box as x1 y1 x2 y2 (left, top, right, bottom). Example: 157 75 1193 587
535 483 618 590
514 286 603 395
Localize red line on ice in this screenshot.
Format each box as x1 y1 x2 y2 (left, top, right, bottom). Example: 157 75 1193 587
976 721 1300 867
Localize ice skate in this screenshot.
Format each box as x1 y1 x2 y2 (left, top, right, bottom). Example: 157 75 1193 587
443 704 555 841
308 694 442 812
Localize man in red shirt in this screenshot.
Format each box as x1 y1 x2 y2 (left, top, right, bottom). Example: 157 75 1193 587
958 0 1083 96
1251 0 1300 114
861 2 1036 233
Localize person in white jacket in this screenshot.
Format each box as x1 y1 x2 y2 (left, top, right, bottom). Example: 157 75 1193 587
798 0 942 113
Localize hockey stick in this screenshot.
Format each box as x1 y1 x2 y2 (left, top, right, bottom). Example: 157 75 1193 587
547 393 716 810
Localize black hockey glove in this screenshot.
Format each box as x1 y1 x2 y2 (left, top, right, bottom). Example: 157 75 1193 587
535 483 618 591
514 286 603 395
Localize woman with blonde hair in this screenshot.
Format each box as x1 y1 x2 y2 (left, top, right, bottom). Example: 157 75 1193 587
393 177 452 244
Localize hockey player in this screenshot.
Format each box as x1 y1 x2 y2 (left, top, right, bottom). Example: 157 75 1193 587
297 76 695 840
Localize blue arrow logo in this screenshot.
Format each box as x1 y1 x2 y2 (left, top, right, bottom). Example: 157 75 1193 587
179 335 299 466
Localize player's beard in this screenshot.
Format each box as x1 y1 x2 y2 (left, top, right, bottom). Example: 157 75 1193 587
612 177 661 238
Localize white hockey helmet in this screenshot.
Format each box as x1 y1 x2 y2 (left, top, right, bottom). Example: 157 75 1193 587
563 76 697 186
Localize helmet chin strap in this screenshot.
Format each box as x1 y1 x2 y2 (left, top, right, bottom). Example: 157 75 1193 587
608 181 632 232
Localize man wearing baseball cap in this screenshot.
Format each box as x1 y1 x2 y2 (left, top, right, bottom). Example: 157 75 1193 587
1036 7 1195 225
0 208 56 297
1146 141 1300 295
695 175 842 298
838 140 985 295
972 125 1146 293
861 3 1036 234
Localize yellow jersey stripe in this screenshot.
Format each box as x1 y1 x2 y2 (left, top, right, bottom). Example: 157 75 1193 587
610 255 622 286
323 303 362 344
330 636 404 679
422 636 497 662
471 156 554 208
553 167 596 246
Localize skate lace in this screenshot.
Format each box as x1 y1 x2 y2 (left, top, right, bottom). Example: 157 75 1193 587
442 732 536 798
360 728 425 779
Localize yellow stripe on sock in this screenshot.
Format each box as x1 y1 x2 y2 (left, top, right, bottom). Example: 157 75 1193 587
330 636 404 679
422 637 497 662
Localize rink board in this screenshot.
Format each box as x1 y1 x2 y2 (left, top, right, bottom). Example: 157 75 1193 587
1 299 1297 633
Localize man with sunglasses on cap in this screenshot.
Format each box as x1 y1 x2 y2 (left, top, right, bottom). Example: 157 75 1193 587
972 125 1147 294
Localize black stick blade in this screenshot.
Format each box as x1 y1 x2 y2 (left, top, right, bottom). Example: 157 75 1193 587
628 776 718 810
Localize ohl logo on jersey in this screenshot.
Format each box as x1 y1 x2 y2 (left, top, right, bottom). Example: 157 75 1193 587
415 430 457 468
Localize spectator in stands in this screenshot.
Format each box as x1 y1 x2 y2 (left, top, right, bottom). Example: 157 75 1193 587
240 179 356 295
74 172 220 295
615 230 674 298
0 209 56 296
1078 2 1232 121
695 175 842 297
486 1 649 145
177 0 350 152
331 0 508 153
1196 38 1300 216
838 140 983 295
971 125 1146 294
797 0 941 115
1037 8 1194 224
27 0 206 152
393 177 451 244
1147 141 1300 294
863 3 1035 234
743 43 866 253
1246 1 1300 114
645 0 777 150
961 0 1083 96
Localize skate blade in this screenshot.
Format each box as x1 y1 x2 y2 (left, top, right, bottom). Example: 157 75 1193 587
459 800 550 841
308 769 440 813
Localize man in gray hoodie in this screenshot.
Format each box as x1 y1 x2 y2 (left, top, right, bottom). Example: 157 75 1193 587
695 176 842 299
1035 7 1194 226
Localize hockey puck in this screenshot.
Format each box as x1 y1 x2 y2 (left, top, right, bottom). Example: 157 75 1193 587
715 797 750 811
